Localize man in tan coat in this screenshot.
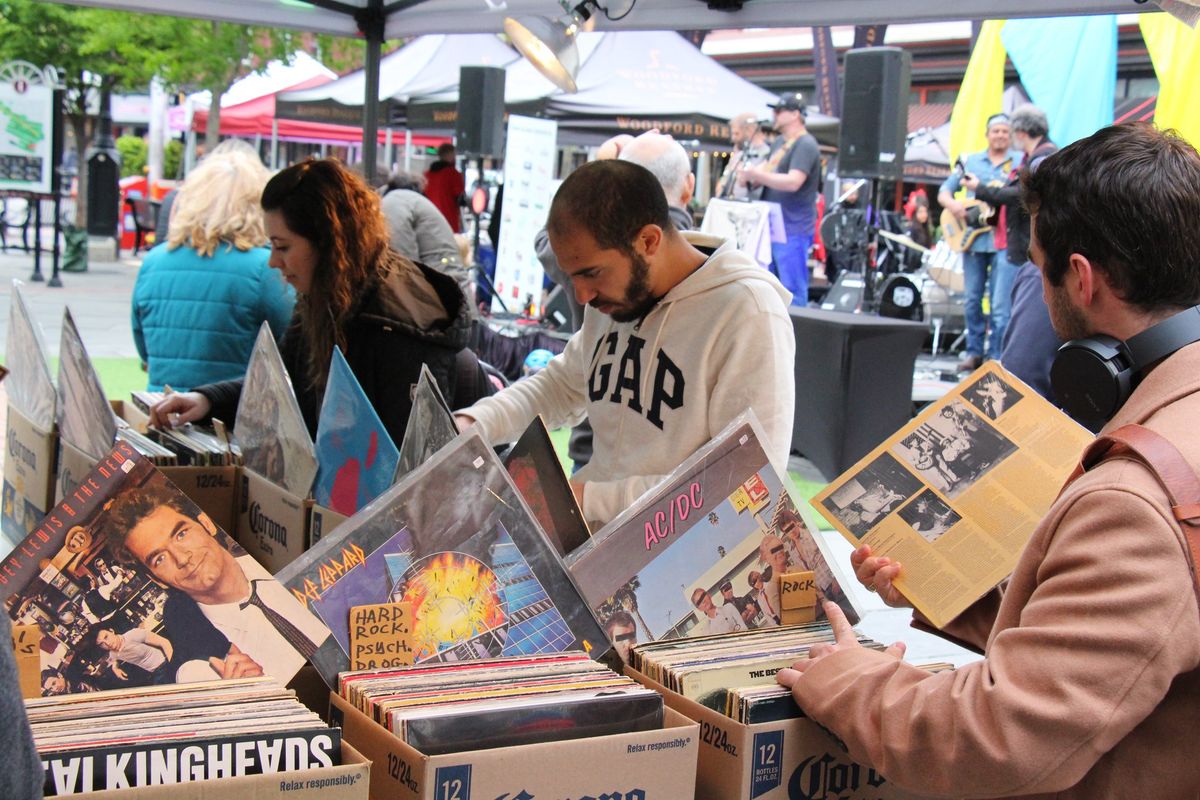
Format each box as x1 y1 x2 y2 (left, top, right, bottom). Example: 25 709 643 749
778 122 1200 798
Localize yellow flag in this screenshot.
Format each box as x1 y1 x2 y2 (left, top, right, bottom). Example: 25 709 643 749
949 20 1008 166
1140 12 1200 148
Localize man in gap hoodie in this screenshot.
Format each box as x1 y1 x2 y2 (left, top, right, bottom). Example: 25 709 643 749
456 160 796 527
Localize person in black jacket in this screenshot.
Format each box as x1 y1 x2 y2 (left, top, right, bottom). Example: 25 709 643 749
148 158 492 446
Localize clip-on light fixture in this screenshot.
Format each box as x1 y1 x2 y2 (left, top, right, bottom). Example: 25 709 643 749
504 0 636 93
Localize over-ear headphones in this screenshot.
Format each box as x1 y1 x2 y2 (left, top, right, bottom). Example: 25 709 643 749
1051 305 1200 431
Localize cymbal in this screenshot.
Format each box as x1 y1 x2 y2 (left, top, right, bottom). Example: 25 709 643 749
876 228 931 253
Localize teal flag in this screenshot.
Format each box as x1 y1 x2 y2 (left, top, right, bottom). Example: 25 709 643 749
1001 15 1117 146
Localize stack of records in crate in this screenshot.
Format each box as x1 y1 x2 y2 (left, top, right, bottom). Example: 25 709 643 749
338 651 662 755
131 391 240 467
29 678 342 796
629 623 887 716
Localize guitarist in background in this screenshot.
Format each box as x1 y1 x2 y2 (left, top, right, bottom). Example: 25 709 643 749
937 112 1023 371
967 105 1060 404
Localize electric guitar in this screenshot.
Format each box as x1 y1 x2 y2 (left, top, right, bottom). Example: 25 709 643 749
940 199 996 253
940 157 1005 252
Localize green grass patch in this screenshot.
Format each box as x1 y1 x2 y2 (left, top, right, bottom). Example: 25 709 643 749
48 356 147 404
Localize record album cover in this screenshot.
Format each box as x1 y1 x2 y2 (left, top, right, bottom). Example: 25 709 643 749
1 443 336 695
313 347 400 516
502 416 590 557
235 323 318 497
56 308 118 461
278 430 607 684
393 364 457 482
6 279 56 430
568 411 858 661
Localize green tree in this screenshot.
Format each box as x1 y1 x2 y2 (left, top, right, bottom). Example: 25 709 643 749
163 139 183 180
0 2 177 227
152 20 298 150
115 134 146 178
0 3 302 224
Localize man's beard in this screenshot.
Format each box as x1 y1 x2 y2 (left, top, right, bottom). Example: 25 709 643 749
606 250 659 323
1047 281 1090 342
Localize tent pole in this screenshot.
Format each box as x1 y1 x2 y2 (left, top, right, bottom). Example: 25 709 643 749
360 0 384 182
271 119 279 170
384 128 393 174
404 130 412 172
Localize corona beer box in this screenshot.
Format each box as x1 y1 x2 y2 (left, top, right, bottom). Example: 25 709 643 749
330 691 699 800
309 504 349 546
628 669 934 800
2 404 58 542
69 741 370 800
237 466 313 574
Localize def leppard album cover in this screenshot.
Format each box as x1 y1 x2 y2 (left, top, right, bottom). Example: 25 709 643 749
277 430 607 684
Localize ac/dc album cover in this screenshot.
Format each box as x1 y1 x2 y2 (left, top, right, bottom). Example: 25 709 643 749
502 416 590 557
56 308 118 461
235 323 317 498
394 364 457 483
312 347 400 516
6 279 56 431
0 443 336 695
277 430 608 684
567 412 858 661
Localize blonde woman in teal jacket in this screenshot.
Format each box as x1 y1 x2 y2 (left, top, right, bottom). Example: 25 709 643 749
132 148 294 391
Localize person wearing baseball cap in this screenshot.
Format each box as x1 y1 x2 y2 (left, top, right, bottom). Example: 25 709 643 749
740 92 822 306
937 111 1023 372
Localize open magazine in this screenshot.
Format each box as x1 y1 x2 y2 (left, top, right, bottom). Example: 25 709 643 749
0 443 335 694
813 362 1093 628
277 429 608 684
567 411 857 661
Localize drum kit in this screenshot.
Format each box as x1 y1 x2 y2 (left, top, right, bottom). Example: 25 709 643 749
819 206 966 354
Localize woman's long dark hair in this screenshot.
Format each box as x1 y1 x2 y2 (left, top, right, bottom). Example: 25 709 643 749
261 158 393 392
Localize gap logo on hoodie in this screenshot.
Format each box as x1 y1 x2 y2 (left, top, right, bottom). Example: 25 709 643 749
588 331 684 430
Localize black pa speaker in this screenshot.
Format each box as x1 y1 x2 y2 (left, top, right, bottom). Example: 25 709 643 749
457 66 506 158
541 284 578 333
838 47 912 180
789 307 928 478
820 272 866 314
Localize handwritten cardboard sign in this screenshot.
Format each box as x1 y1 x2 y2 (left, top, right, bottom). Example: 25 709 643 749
11 624 41 698
780 570 816 625
349 602 415 671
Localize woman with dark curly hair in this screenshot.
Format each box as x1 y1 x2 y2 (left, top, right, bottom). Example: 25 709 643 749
149 158 492 446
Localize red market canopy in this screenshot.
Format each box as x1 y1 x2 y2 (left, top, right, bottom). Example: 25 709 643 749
192 75 446 147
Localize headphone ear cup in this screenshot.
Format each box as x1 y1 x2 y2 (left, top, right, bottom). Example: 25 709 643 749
1050 336 1133 431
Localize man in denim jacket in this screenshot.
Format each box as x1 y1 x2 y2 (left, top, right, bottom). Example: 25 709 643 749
938 113 1023 371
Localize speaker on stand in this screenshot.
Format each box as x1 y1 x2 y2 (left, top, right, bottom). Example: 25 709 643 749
457 66 507 311
835 46 913 315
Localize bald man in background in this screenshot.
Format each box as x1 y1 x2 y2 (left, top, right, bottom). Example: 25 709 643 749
715 112 770 200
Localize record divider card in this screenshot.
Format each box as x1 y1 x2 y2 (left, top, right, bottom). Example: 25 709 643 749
349 602 416 671
780 571 817 625
10 623 41 698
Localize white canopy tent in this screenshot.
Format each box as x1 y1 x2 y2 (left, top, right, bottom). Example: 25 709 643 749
53 0 1142 176
406 31 839 147
51 0 1138 38
276 33 519 127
